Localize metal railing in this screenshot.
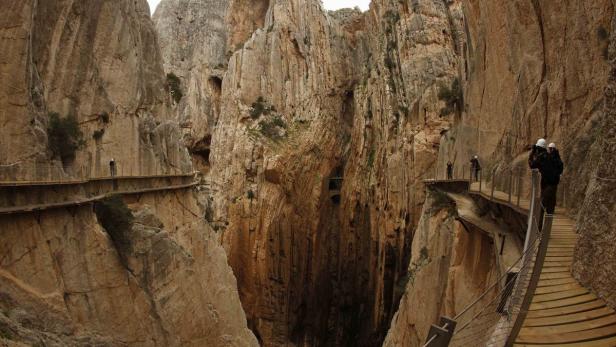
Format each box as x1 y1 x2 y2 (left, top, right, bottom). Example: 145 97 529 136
423 170 554 347
0 162 193 184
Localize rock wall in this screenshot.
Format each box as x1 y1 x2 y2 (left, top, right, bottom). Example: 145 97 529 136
153 0 230 171
0 1 257 346
153 0 460 345
0 0 191 180
0 189 257 346
382 187 526 347
572 10 616 309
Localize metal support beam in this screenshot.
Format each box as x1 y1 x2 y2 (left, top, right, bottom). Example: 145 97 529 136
424 317 457 347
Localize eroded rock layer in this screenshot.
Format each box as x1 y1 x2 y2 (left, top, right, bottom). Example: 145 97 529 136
156 0 461 345
0 1 257 346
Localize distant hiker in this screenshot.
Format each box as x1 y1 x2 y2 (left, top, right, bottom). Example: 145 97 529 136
109 158 116 177
447 161 454 180
470 155 481 181
529 139 564 226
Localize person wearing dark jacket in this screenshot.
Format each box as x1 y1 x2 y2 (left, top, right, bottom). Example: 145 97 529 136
447 161 454 180
528 139 564 226
470 156 481 181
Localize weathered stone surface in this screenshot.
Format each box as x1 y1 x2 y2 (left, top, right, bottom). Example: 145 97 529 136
0 190 257 346
0 0 191 180
0 1 257 346
572 12 616 309
154 0 460 345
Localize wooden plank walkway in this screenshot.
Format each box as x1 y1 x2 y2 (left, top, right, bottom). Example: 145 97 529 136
465 182 616 346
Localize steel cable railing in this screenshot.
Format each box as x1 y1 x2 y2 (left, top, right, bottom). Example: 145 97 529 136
423 170 554 347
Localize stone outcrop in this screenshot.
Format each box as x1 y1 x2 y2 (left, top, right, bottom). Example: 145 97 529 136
155 0 461 345
0 1 257 346
436 0 616 310
0 0 191 180
0 190 257 346
572 12 616 309
153 0 230 171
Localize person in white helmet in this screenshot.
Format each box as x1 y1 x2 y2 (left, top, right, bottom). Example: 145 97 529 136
529 139 564 227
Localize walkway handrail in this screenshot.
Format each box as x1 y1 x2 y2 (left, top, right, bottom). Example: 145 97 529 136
423 169 554 347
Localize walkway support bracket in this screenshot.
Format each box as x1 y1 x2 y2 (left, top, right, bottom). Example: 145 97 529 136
424 316 456 347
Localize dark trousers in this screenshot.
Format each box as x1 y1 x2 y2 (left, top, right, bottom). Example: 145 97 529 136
472 168 480 181
447 169 453 179
539 184 558 229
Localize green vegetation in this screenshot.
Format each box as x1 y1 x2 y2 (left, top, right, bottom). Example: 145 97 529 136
0 325 13 340
94 196 134 258
250 96 278 119
47 112 85 164
93 129 105 141
384 10 400 24
166 73 183 104
258 115 286 141
247 190 255 200
438 78 463 116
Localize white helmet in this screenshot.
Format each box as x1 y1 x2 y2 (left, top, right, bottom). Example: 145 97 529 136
536 138 547 148
474 155 478 159
548 143 556 149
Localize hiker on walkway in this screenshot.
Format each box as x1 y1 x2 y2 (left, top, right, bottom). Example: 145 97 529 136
529 139 564 224
470 156 481 181
109 158 117 177
447 161 454 180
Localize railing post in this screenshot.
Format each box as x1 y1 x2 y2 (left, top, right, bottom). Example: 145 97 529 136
424 317 456 347
517 171 522 207
505 214 553 346
508 169 513 203
490 168 496 200
478 169 482 192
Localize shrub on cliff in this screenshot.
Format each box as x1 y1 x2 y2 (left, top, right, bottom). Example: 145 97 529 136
94 195 134 259
258 115 286 141
47 112 85 164
166 72 183 104
438 78 463 116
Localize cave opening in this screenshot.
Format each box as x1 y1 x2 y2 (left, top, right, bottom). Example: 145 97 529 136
191 133 212 166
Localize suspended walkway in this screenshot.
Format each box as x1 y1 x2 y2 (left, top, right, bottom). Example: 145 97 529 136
0 172 198 215
422 169 616 347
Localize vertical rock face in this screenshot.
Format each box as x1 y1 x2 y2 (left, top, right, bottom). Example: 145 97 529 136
153 0 230 171
0 0 191 180
437 0 616 310
0 190 257 346
155 0 461 345
0 1 257 346
572 12 616 309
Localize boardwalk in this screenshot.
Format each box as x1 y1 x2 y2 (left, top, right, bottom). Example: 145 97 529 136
0 173 198 215
467 182 616 346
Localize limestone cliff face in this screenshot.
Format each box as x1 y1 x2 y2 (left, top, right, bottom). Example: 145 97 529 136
153 0 230 171
154 0 460 345
0 1 256 346
572 13 616 309
0 190 257 346
0 0 191 180
437 0 616 309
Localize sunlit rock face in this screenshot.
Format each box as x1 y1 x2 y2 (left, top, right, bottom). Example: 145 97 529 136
155 0 460 345
436 0 615 310
0 1 257 346
0 0 192 180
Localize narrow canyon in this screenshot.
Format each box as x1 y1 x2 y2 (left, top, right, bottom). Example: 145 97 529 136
0 0 614 347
